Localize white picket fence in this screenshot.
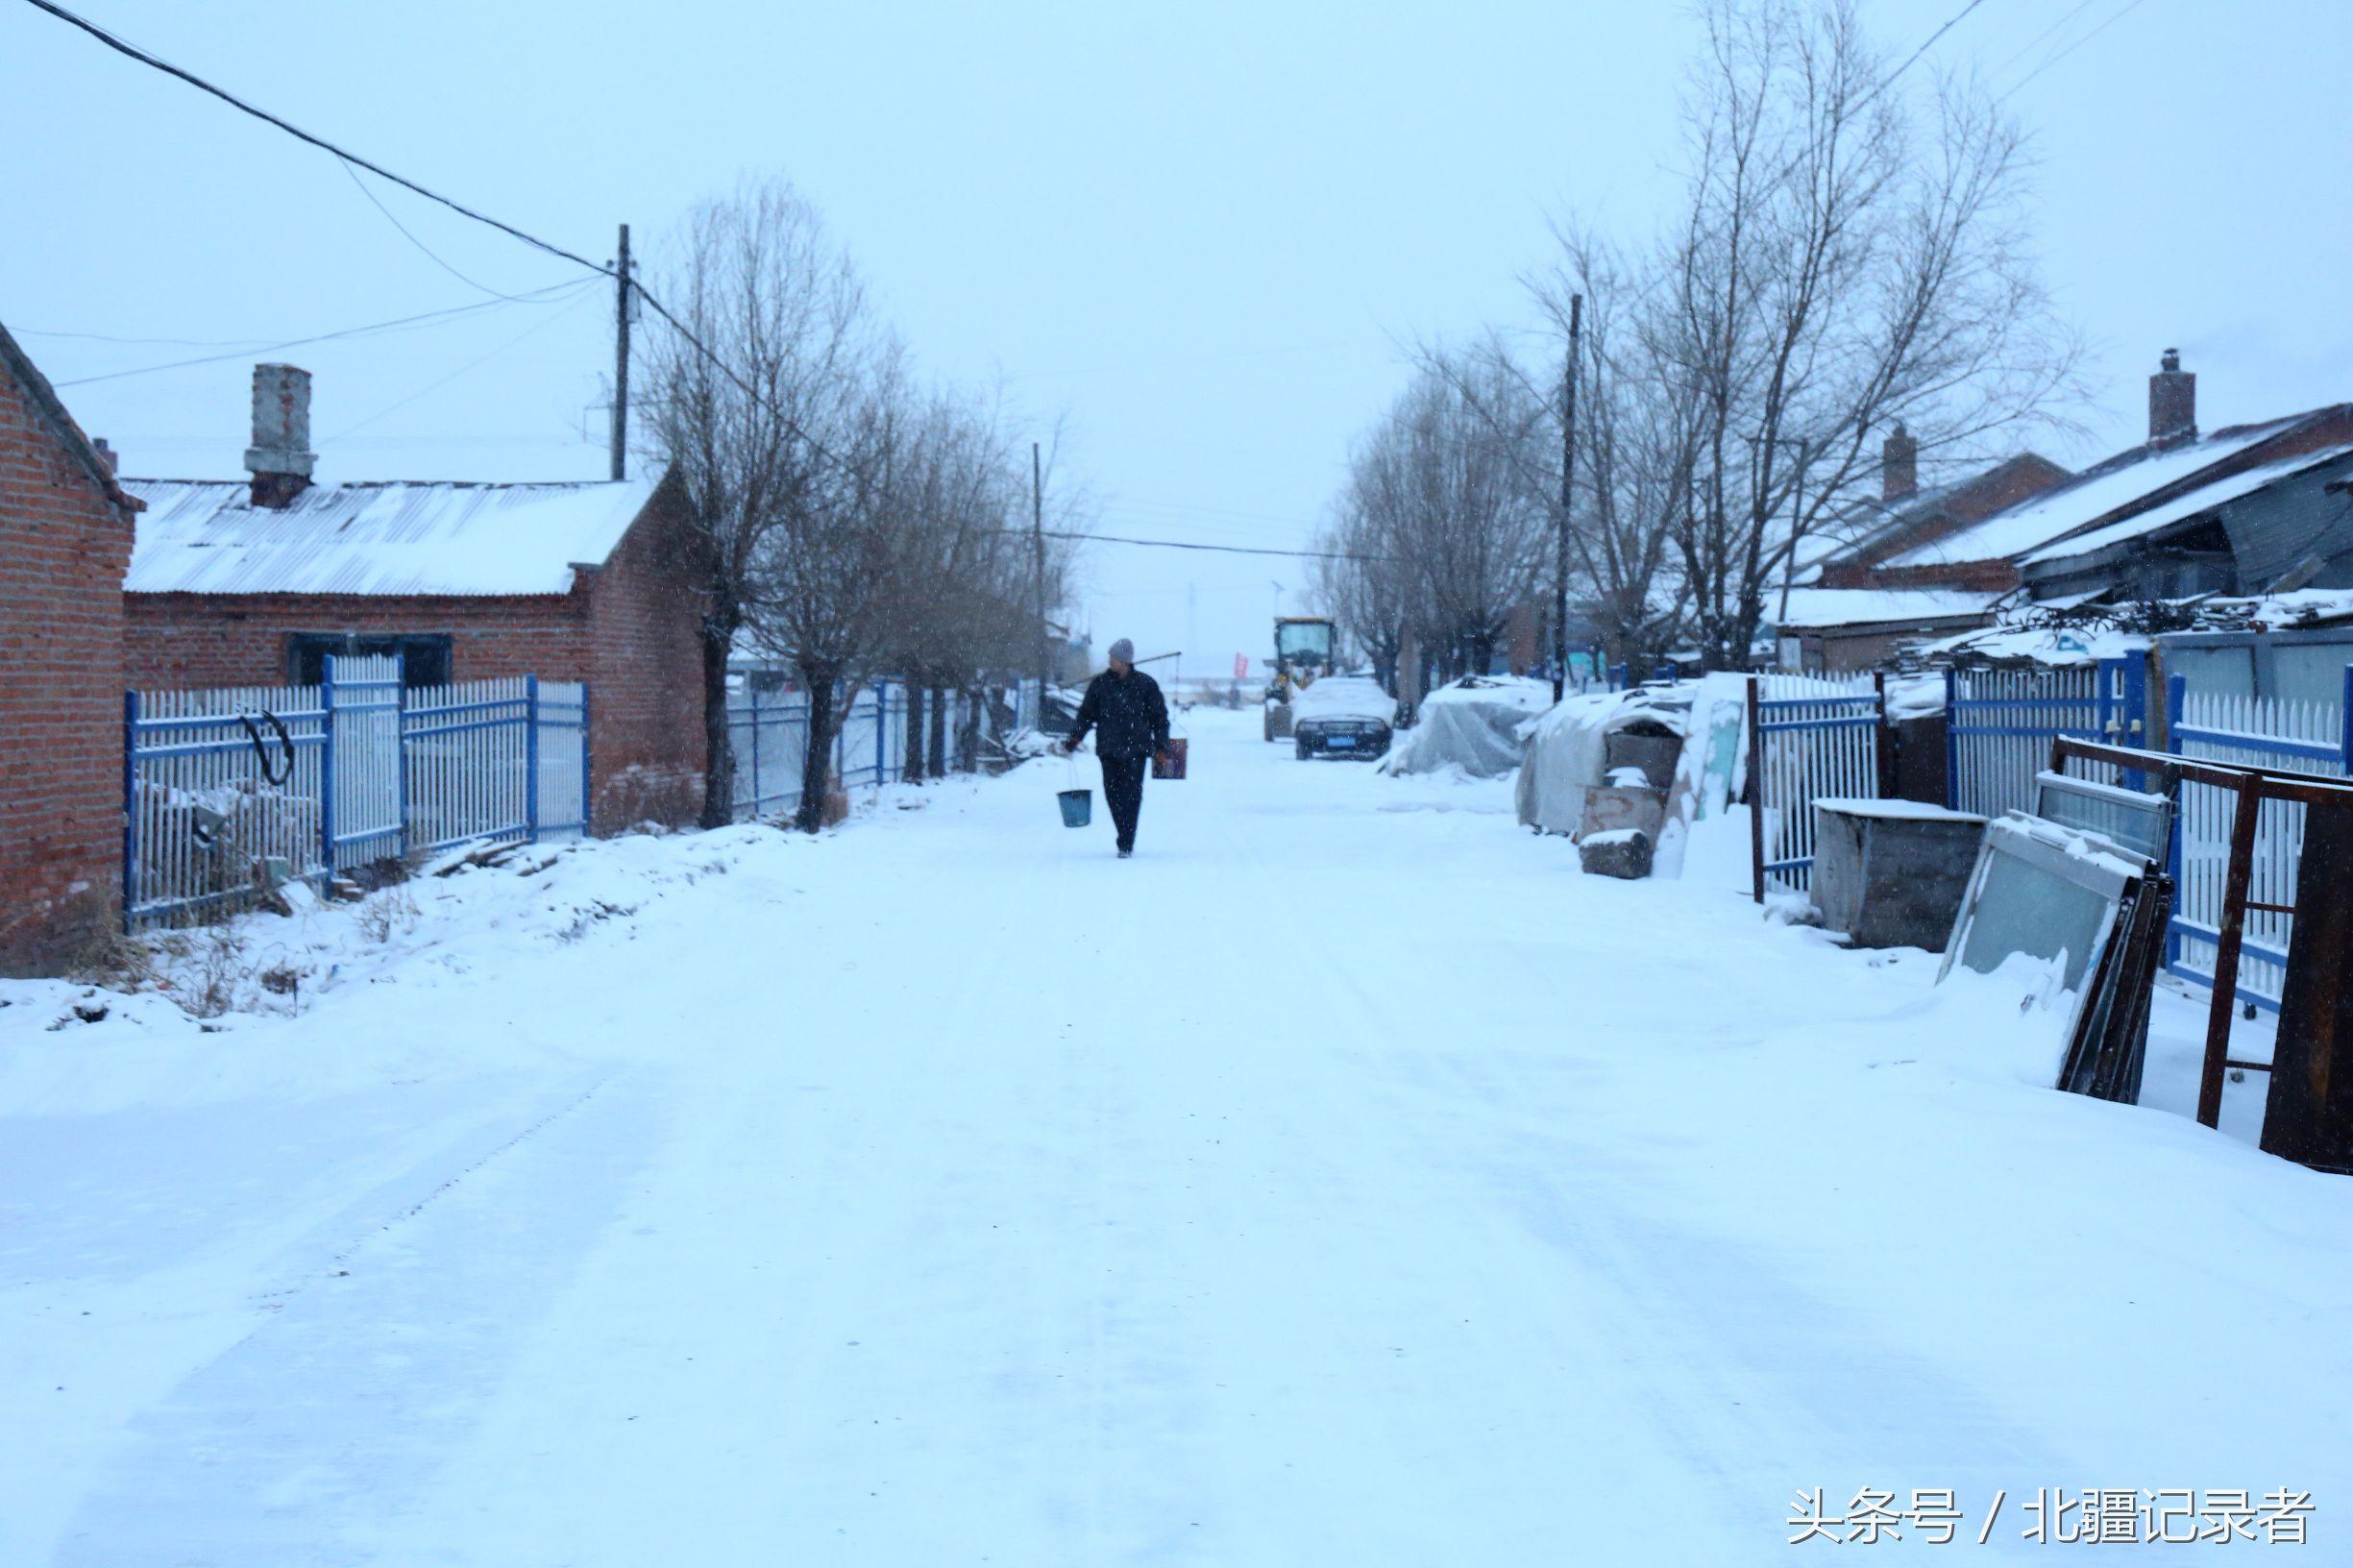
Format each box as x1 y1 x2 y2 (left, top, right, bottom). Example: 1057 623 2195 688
726 679 978 821
126 654 588 925
2168 684 2348 1008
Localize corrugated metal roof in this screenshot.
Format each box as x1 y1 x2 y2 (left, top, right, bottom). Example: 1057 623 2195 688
2021 445 2353 565
121 477 660 597
1773 587 1999 629
1878 417 2310 568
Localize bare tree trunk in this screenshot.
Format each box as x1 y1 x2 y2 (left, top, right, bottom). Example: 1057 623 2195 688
795 672 840 833
927 685 949 777
699 626 736 831
903 681 926 784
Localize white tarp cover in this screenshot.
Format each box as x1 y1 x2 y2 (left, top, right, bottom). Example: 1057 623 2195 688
1514 687 1691 835
1382 675 1554 777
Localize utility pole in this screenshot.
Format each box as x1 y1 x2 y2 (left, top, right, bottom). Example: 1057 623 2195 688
1553 293 1582 702
609 223 631 482
1032 441 1048 725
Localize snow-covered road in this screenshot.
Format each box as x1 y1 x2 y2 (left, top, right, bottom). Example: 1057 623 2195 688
7 708 2348 1564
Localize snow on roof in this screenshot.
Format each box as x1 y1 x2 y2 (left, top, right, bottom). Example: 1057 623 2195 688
1911 622 2148 668
1772 587 1998 629
122 477 662 597
1877 418 2308 569
2019 444 2353 566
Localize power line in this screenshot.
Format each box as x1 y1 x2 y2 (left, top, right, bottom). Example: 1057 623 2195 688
1025 527 1389 563
336 158 554 303
2000 0 2152 99
326 288 599 440
52 281 595 387
22 0 847 470
21 0 609 277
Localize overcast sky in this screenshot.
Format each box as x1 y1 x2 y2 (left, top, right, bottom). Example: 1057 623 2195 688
6 0 2351 680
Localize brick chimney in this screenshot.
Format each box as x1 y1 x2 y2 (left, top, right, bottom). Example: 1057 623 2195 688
244 362 315 508
2149 348 2196 451
92 437 118 473
1881 420 1919 502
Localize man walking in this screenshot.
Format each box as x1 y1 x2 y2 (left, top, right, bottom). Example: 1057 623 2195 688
1063 638 1170 859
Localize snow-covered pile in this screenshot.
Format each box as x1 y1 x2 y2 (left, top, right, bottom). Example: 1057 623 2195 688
1514 685 1690 835
1383 675 1554 778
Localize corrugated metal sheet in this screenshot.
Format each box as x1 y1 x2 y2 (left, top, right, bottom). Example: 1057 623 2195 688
2022 446 2353 567
1881 417 2306 568
122 477 660 598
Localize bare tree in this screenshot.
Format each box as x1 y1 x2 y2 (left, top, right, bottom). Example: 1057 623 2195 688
1322 357 1551 684
1621 0 2081 667
639 180 885 828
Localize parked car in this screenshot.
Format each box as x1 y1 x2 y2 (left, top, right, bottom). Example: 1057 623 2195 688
1290 674 1398 760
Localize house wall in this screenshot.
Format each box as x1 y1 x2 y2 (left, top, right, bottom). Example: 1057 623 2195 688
122 478 709 835
123 591 592 689
0 359 135 972
581 484 707 831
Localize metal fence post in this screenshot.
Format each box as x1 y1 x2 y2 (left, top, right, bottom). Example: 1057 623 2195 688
395 660 410 859
121 689 138 929
1746 675 1766 904
2341 664 2353 774
750 680 764 817
1942 668 1959 810
1872 670 1897 798
319 655 337 881
2167 673 2188 968
525 674 542 843
580 683 594 837
878 680 890 784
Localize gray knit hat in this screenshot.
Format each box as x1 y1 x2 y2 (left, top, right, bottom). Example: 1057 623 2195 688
1108 637 1136 664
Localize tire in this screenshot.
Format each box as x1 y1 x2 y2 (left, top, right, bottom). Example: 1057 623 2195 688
1295 741 1311 761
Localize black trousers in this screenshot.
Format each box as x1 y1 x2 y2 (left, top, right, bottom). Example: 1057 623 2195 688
1099 754 1148 851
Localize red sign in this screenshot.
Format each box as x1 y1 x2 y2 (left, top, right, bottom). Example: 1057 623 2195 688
1233 653 1250 679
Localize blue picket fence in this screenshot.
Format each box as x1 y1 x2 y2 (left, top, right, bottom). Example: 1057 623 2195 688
2164 669 2353 1011
726 678 976 821
1749 672 1887 897
1944 657 2145 818
125 654 588 925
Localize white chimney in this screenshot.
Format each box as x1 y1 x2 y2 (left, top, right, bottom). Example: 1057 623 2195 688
244 362 315 508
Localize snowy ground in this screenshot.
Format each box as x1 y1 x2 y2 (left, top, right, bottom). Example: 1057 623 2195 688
5 707 2347 1564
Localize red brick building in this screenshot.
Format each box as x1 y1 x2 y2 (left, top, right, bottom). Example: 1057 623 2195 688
120 365 708 833
0 321 141 972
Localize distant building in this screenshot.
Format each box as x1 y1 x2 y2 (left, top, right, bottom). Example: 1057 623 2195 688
118 364 709 832
1857 352 2353 602
0 319 141 971
1809 424 2071 591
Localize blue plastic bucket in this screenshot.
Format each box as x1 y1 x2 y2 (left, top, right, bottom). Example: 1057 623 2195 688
1058 789 1092 828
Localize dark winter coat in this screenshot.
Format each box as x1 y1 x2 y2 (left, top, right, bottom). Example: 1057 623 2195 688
1067 669 1171 760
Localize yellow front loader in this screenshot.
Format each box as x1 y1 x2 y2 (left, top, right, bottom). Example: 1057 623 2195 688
1262 617 1336 742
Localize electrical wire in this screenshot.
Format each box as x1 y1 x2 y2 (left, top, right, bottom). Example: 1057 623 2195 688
326 288 599 440
336 158 559 303
1019 528 1389 563
52 281 596 387
22 0 848 470
2000 0 2152 99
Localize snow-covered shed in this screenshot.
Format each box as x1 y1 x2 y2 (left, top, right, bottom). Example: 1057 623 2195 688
118 364 708 832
